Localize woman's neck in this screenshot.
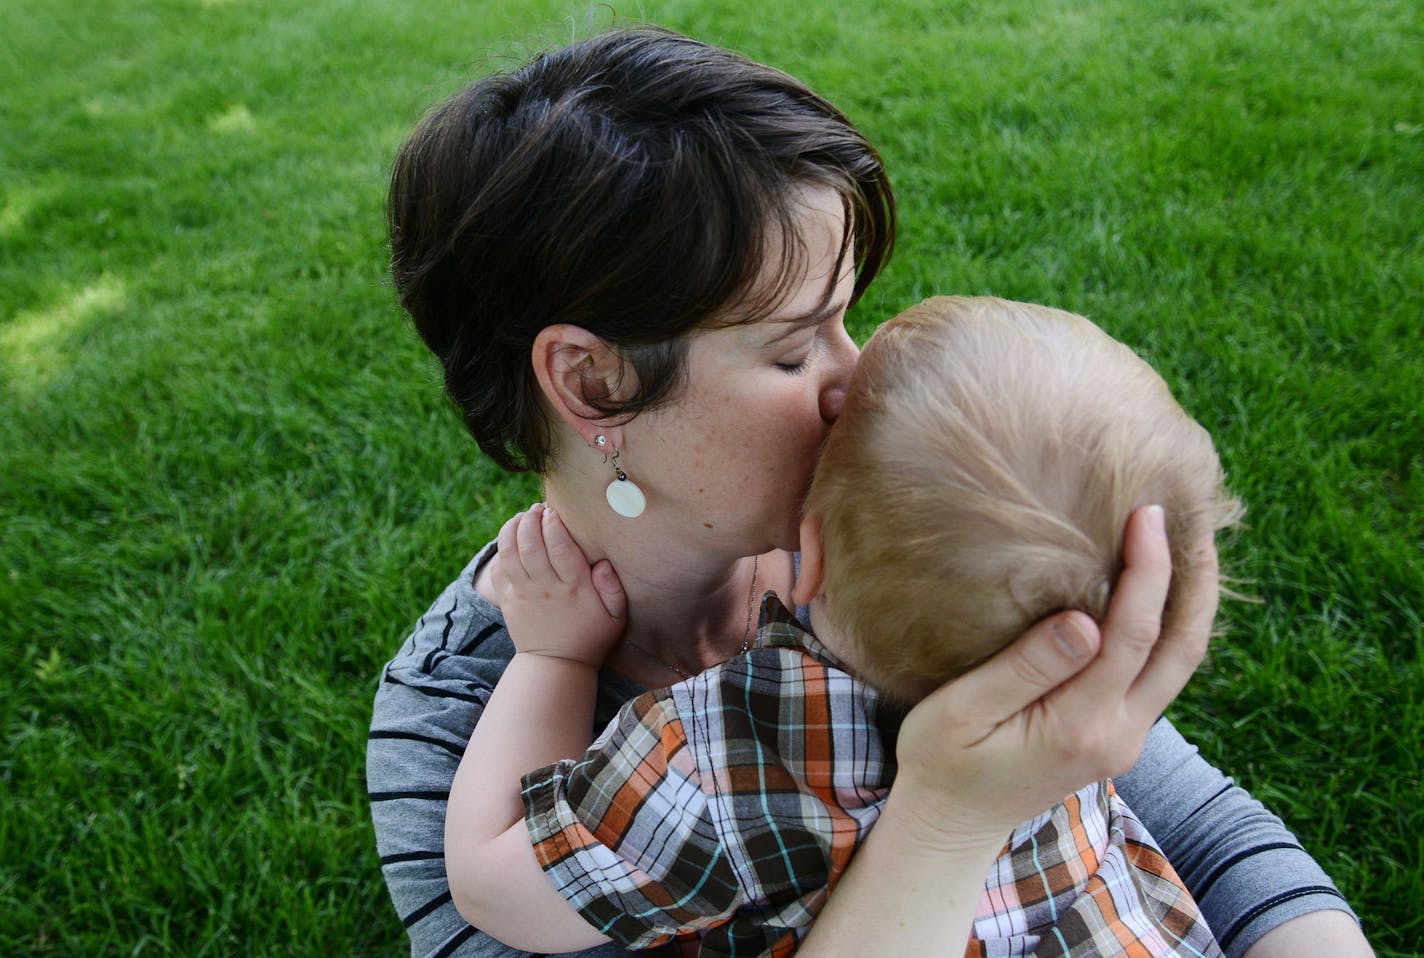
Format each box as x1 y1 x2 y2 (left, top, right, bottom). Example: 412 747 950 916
541 476 795 680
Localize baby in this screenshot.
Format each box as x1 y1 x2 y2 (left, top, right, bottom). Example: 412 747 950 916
455 296 1238 956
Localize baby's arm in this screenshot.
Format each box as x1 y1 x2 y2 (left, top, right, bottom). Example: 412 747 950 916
445 503 625 951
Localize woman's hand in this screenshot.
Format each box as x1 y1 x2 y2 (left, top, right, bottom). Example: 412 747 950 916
892 503 1218 842
798 505 1218 957
490 502 627 668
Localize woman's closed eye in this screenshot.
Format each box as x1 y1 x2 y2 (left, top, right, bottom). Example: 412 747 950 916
763 316 834 375
772 332 817 374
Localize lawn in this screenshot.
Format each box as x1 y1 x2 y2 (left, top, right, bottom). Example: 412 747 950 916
1 0 1419 955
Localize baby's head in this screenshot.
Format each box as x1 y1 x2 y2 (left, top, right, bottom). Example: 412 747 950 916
798 296 1241 704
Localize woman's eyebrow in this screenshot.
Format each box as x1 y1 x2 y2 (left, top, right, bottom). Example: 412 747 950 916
762 299 847 345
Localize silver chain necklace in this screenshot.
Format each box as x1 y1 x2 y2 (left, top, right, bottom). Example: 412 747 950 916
623 556 759 681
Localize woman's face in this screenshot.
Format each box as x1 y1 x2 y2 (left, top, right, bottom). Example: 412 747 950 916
627 186 861 555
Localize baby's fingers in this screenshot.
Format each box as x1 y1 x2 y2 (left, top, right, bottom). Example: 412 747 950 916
591 560 628 624
495 512 529 595
514 503 554 580
540 506 591 583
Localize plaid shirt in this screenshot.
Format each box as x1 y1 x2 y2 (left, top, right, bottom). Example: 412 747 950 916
523 596 1221 958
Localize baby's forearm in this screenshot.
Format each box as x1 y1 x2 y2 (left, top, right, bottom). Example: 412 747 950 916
450 652 599 837
445 653 601 924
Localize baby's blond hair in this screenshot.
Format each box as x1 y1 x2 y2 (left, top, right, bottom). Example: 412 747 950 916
806 296 1242 704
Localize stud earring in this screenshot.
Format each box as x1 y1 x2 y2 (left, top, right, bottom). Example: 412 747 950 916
604 447 646 518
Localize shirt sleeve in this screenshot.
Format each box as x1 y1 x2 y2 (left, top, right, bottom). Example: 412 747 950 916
366 546 629 958
1115 718 1358 958
522 688 746 951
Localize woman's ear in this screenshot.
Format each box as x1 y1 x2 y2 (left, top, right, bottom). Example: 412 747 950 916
792 513 826 607
531 324 633 443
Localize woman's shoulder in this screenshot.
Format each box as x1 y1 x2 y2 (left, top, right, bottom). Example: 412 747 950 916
378 540 514 692
367 541 512 955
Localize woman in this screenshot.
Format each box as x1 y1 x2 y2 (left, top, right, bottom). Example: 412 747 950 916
367 27 1367 957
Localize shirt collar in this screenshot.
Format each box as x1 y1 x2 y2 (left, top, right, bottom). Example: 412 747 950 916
753 591 852 672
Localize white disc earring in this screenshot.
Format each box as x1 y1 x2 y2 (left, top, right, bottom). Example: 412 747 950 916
604 449 646 518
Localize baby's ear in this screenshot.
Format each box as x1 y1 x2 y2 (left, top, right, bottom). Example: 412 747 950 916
792 514 826 607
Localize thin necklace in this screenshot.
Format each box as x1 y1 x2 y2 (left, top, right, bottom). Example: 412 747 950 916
623 556 759 681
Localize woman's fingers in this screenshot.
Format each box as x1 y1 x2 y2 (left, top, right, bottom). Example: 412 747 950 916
1048 506 1172 720
1031 504 1211 777
1093 505 1173 680
891 609 1105 836
891 505 1218 836
929 609 1102 737
1127 531 1218 716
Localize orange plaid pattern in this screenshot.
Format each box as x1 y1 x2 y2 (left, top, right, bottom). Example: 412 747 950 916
523 596 1220 957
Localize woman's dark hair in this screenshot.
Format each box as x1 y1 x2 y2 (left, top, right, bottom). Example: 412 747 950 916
388 26 896 473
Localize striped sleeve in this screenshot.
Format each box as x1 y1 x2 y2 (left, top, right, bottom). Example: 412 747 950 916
1114 718 1358 958
366 545 627 958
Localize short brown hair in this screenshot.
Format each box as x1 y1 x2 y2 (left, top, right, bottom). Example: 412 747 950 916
388 27 895 473
807 296 1242 704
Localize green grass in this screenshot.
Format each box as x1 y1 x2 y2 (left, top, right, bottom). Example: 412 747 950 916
1 0 1419 955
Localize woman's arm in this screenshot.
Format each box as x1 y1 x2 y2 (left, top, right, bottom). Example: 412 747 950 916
1117 719 1369 958
367 547 515 958
800 505 1208 954
444 506 624 952
1241 912 1372 958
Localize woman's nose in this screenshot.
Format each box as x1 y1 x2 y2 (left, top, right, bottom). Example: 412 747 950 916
819 325 861 422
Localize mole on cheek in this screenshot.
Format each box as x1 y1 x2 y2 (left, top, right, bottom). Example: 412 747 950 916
704 522 714 529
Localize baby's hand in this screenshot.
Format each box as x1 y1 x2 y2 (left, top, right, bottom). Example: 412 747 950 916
490 503 627 668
